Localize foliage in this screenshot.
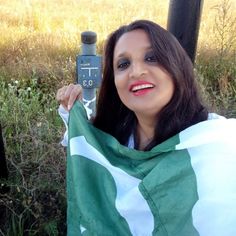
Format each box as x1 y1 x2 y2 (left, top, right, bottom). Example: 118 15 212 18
0 78 66 235
196 0 236 117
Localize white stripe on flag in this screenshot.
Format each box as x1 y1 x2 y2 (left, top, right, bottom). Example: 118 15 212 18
70 136 154 235
177 121 236 236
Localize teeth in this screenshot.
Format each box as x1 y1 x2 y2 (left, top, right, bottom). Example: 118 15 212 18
131 84 154 92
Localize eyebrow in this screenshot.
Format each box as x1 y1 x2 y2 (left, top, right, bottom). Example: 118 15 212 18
115 46 153 59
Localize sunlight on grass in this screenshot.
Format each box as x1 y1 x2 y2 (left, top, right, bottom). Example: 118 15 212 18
0 0 235 87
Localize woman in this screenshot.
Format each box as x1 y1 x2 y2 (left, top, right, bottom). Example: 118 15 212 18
57 20 236 235
57 20 208 150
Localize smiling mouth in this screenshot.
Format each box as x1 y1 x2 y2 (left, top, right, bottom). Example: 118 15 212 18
130 84 155 92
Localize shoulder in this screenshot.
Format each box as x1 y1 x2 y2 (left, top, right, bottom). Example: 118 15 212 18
207 113 227 120
205 113 236 133
207 112 226 120
176 113 236 150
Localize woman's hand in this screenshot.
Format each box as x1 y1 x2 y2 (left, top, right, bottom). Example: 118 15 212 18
56 84 82 111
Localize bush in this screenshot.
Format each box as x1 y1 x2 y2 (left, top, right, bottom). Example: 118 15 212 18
0 78 66 235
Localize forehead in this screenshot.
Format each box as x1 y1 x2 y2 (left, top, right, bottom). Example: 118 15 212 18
114 29 151 57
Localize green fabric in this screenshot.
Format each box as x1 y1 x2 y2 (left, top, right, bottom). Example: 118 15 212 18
67 101 199 236
139 149 199 236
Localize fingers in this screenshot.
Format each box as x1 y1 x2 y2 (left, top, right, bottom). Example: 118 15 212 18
67 84 82 110
56 86 68 111
56 84 82 111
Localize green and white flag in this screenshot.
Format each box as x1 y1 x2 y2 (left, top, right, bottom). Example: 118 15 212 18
67 101 236 236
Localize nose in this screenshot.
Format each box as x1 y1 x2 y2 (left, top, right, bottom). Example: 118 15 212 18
129 62 147 79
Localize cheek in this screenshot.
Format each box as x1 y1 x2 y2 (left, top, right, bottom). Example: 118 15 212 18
168 81 175 97
114 75 125 91
114 77 122 100
163 74 174 95
114 76 129 104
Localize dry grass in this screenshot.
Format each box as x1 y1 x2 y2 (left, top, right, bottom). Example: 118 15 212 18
0 0 168 86
0 0 235 86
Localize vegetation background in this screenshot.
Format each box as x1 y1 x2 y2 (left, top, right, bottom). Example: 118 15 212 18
0 0 235 235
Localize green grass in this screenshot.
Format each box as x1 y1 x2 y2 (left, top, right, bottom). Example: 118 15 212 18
0 0 235 235
0 78 67 235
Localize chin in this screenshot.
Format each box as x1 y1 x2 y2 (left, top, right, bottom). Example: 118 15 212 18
131 106 160 117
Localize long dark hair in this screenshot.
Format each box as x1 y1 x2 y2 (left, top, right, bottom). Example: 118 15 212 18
93 20 208 150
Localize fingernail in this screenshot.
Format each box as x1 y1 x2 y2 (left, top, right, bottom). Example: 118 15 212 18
68 105 71 110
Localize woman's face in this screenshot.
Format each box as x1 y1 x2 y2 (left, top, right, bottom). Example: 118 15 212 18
113 29 174 119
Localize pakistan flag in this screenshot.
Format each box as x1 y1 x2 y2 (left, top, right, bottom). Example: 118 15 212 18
67 101 236 236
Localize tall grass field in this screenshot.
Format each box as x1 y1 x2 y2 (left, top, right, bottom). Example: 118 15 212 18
0 0 235 235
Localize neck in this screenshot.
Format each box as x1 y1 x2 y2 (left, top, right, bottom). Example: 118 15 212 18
135 114 156 150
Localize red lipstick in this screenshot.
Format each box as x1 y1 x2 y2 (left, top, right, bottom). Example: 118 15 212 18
129 81 155 96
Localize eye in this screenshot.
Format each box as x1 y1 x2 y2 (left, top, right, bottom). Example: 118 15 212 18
145 52 157 63
117 58 130 70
